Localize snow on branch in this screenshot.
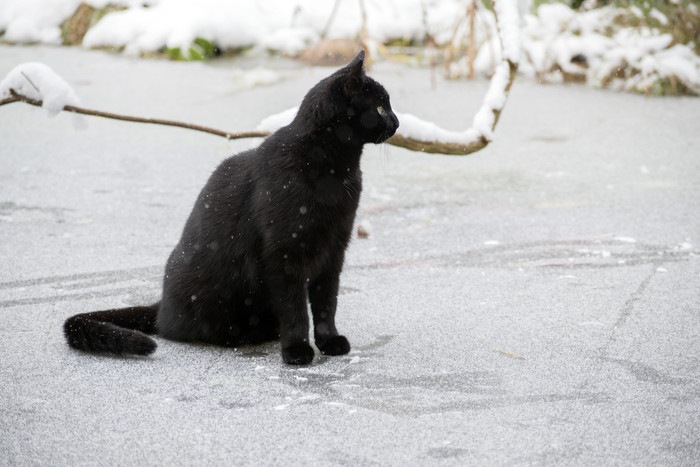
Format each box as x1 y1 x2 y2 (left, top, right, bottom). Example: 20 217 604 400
0 62 81 116
386 0 520 155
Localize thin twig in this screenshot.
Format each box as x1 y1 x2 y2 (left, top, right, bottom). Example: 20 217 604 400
321 0 343 39
21 71 41 94
2 91 269 140
0 96 21 106
358 0 369 52
467 0 477 79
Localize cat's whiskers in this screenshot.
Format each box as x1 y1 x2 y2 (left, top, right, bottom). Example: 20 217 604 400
343 176 360 198
378 142 391 175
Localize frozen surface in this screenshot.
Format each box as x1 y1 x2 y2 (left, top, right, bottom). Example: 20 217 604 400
1 45 700 466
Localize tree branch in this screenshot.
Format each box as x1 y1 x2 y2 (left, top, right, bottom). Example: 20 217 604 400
1 91 269 140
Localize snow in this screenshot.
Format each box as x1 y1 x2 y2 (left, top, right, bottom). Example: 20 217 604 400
0 62 81 116
0 0 146 44
446 2 699 94
1 0 697 95
649 8 669 26
517 4 700 94
493 0 521 64
232 67 286 90
0 0 81 44
472 60 510 137
78 0 467 57
393 112 482 145
260 28 319 56
255 106 298 132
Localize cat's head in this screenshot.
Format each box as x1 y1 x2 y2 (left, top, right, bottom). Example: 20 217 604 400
299 50 399 145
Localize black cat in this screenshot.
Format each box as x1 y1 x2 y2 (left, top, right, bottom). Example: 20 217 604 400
63 51 399 365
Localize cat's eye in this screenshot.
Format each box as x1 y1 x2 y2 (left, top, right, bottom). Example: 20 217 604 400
377 106 386 117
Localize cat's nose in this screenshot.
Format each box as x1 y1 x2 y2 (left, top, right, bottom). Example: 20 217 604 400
386 112 399 137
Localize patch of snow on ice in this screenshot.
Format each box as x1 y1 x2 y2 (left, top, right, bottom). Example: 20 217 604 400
232 67 285 89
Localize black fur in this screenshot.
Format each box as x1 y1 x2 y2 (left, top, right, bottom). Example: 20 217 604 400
64 305 158 355
63 51 399 365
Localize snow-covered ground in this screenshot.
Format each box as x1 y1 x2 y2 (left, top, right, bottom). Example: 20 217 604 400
1 44 699 465
1 0 698 94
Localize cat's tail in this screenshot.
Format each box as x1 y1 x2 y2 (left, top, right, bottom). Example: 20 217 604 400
63 303 159 356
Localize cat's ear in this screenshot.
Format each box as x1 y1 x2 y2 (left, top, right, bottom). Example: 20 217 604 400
347 50 365 75
342 50 365 97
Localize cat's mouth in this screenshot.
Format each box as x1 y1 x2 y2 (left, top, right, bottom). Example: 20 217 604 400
375 114 399 144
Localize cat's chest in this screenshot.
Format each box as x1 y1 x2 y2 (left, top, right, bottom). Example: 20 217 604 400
258 170 360 268
305 165 362 208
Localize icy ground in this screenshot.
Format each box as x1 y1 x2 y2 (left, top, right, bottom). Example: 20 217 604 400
1 45 699 465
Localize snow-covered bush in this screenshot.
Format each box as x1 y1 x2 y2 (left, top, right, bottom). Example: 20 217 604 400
445 1 699 95
0 0 698 95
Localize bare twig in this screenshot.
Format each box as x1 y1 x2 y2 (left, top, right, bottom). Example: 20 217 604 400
321 0 343 39
21 71 42 94
420 0 438 90
358 0 369 54
467 0 477 79
2 91 268 140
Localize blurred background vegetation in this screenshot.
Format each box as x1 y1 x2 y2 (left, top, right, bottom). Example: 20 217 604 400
4 0 699 96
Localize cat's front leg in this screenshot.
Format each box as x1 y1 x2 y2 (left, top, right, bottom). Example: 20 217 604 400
309 271 351 356
265 272 315 365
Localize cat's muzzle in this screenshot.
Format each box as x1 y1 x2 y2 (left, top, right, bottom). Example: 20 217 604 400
376 112 399 144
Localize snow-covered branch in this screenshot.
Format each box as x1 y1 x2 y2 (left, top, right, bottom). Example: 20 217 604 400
0 62 81 116
387 59 517 155
373 0 520 155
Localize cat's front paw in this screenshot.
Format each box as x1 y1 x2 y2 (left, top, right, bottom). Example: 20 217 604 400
282 343 315 365
316 335 351 356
